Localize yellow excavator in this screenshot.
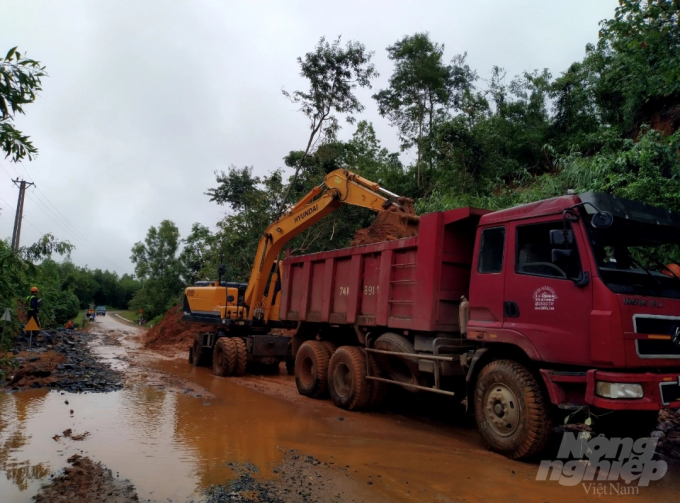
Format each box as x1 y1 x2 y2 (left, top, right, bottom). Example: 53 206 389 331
183 169 419 375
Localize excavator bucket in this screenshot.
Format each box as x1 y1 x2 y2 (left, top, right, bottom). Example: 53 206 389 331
351 197 420 246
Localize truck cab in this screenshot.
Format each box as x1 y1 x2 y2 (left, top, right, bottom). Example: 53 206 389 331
468 191 680 414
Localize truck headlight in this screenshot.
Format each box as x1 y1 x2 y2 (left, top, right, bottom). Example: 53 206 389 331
595 382 644 399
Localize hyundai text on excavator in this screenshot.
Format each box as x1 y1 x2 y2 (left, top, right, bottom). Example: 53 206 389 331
182 169 419 376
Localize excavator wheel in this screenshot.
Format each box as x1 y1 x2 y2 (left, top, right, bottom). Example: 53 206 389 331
295 340 332 398
192 334 211 367
212 337 237 377
232 337 248 376
328 346 372 411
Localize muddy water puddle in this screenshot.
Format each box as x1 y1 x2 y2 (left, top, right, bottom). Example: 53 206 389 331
2 357 680 502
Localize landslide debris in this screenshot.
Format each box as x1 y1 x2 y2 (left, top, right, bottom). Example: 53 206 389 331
351 196 419 246
34 455 138 503
4 330 123 393
144 305 213 352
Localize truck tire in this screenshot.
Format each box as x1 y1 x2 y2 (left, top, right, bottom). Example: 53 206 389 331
592 410 659 439
320 341 337 355
212 337 237 377
192 334 211 367
328 346 372 411
367 352 388 408
474 360 552 459
233 337 248 376
295 341 331 398
374 332 421 391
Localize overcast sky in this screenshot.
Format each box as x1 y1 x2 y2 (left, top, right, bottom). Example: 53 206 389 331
0 0 618 276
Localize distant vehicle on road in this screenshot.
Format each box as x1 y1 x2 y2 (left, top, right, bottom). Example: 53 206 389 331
95 306 106 316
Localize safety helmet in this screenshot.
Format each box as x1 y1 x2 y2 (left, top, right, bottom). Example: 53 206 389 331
30 286 39 293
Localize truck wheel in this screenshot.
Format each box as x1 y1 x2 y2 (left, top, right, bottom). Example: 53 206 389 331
233 337 248 376
212 338 237 377
474 360 552 459
367 352 388 408
328 346 372 411
320 341 337 355
592 410 659 438
295 341 331 398
374 333 421 391
192 334 211 367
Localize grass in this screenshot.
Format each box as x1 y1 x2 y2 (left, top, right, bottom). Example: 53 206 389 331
74 310 88 329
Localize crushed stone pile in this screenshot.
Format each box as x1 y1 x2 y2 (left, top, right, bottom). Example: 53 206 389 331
5 330 123 393
144 305 213 352
351 196 420 246
34 455 138 503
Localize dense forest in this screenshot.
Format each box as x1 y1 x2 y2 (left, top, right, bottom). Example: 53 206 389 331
127 1 680 320
3 1 680 328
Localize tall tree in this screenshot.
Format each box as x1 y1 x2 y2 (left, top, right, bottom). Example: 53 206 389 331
373 33 465 188
130 220 181 315
0 47 46 162
280 36 377 214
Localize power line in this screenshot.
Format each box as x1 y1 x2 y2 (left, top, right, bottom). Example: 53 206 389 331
1 161 127 272
15 161 127 271
0 194 48 237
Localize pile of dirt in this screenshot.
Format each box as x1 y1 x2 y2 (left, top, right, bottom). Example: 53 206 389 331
7 349 65 388
351 196 420 246
34 455 138 503
5 330 123 393
144 305 213 352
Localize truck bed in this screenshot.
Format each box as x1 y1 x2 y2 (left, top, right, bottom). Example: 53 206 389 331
279 207 487 333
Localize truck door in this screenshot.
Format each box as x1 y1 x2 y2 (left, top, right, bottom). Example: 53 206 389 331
503 219 593 365
469 226 507 330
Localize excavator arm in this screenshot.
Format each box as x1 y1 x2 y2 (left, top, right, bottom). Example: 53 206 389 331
244 169 417 320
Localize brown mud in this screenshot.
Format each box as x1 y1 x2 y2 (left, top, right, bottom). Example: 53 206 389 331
7 350 65 389
351 196 419 246
143 305 213 354
34 455 138 503
3 314 680 502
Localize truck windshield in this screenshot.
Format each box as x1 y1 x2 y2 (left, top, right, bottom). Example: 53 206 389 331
585 216 680 299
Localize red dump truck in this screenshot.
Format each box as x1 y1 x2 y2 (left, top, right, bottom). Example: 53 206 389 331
281 192 680 459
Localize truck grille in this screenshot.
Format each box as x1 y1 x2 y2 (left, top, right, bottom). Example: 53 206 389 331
634 315 680 359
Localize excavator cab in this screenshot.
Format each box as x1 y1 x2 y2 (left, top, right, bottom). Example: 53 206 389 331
183 281 247 324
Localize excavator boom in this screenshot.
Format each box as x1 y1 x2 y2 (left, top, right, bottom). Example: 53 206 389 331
243 169 418 318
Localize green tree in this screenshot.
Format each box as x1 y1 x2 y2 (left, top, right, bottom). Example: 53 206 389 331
280 36 377 213
179 223 214 285
0 47 46 162
373 33 469 188
586 0 680 133
130 220 182 317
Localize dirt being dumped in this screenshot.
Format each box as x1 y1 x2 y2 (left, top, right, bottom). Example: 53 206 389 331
144 305 213 353
351 196 420 246
34 455 138 503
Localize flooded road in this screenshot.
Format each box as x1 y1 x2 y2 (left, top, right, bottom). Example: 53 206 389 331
2 315 680 502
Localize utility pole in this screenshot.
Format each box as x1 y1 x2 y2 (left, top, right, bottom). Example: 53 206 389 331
11 179 35 251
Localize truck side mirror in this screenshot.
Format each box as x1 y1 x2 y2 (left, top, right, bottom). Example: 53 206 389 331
591 211 613 229
549 229 573 246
